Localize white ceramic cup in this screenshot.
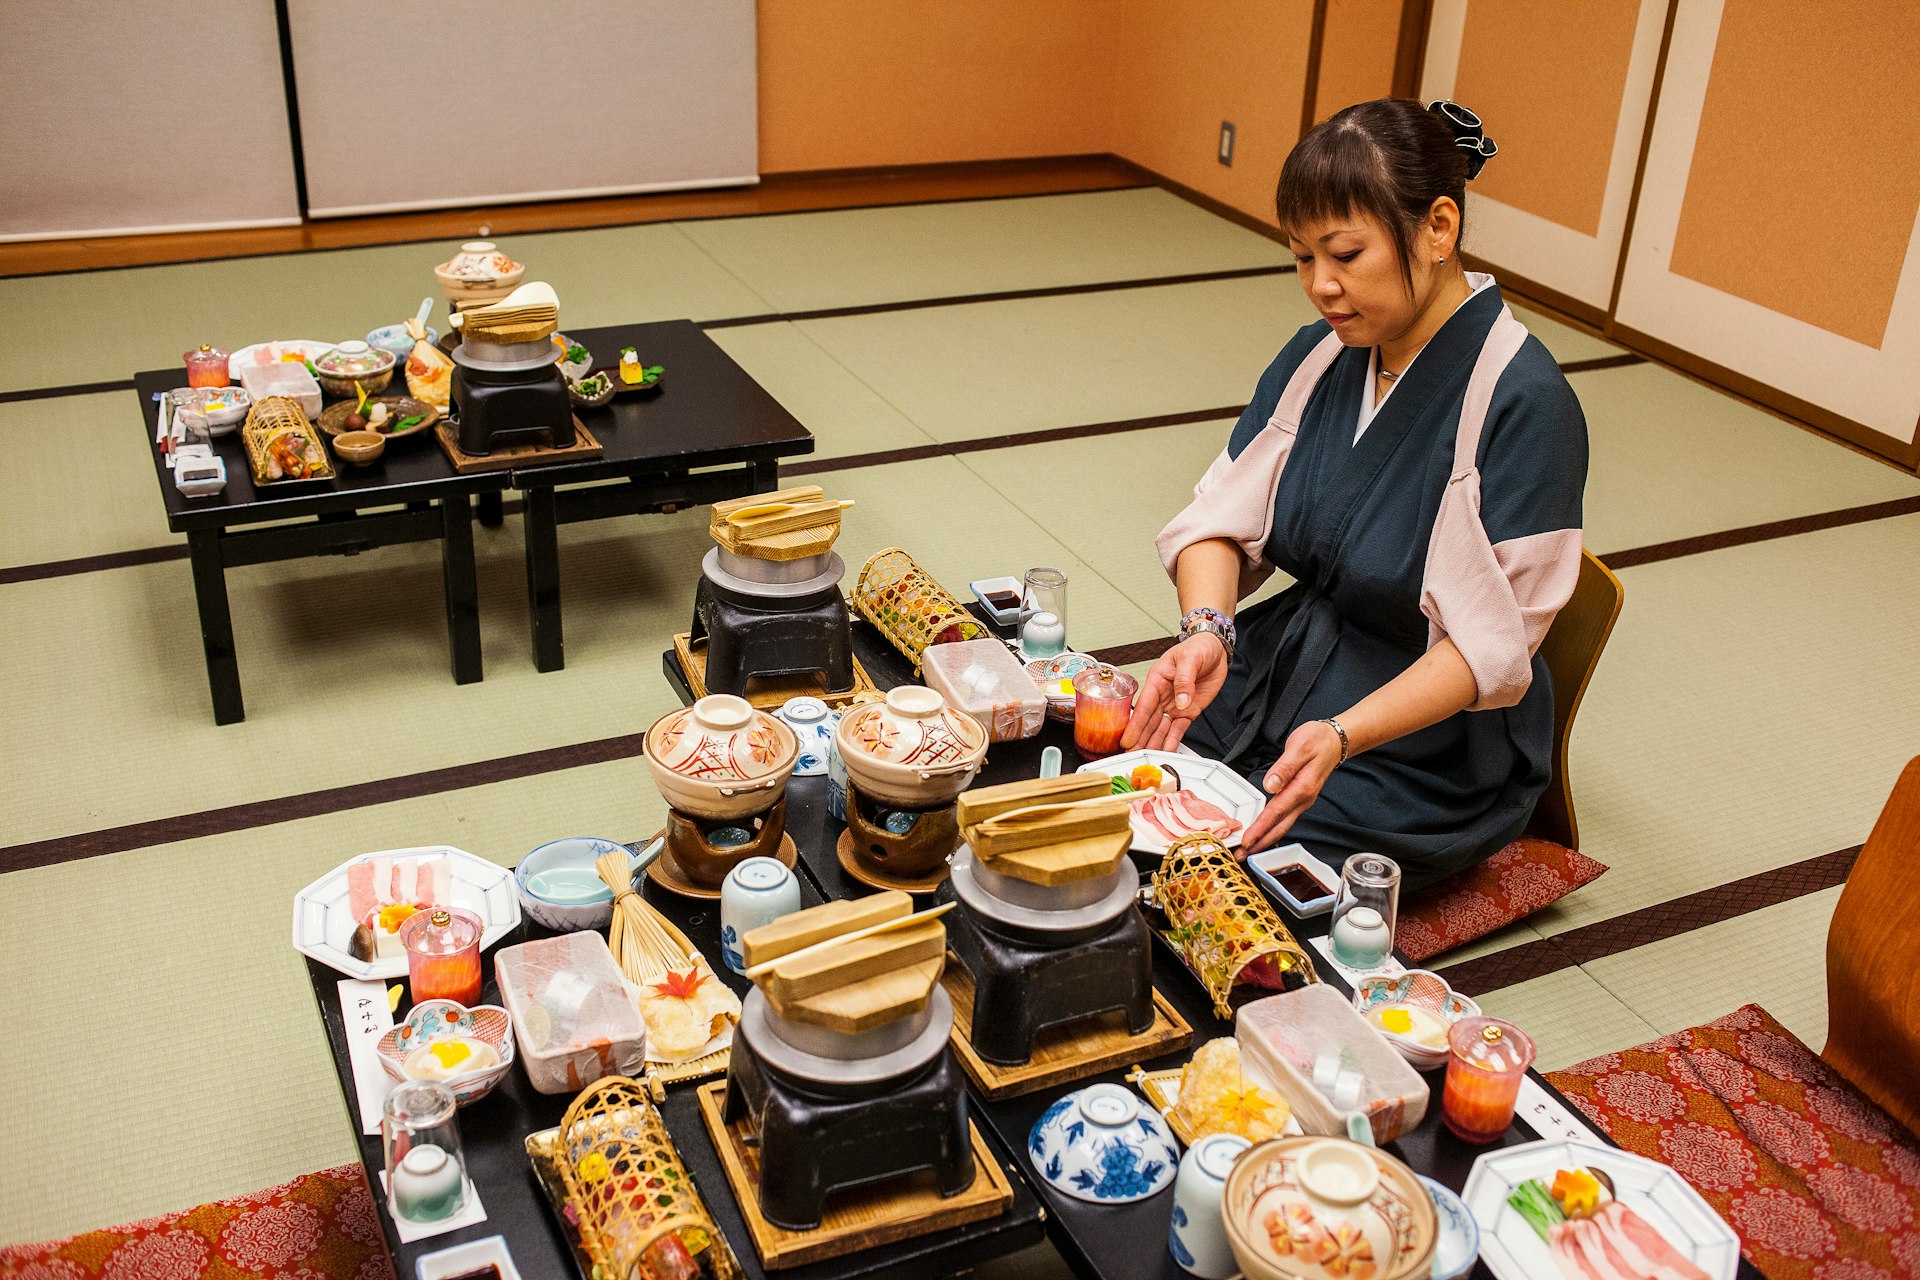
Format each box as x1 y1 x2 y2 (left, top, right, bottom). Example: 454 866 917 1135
720 857 803 974
1169 1133 1250 1278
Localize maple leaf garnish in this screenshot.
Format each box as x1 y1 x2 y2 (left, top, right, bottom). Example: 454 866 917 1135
649 967 707 1000
1217 1086 1275 1129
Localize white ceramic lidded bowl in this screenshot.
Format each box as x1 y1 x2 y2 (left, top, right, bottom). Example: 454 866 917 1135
834 685 989 809
1171 1133 1252 1278
1222 1136 1437 1280
719 857 804 975
1028 1082 1180 1205
643 694 799 820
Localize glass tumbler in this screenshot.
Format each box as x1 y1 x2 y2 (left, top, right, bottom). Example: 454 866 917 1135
1072 663 1137 760
1328 853 1401 970
382 1081 468 1222
1023 568 1069 643
399 907 484 1006
1442 1017 1536 1142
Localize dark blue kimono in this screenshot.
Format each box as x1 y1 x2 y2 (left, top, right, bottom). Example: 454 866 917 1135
1170 284 1587 889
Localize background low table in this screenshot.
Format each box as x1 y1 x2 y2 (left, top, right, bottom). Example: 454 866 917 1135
136 367 508 725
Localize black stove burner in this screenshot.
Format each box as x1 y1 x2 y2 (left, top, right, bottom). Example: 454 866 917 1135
451 363 573 456
722 1029 975 1230
939 883 1155 1066
691 573 854 697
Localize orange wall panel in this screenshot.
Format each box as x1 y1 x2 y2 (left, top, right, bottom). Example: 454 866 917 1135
1450 0 1642 237
1108 0 1316 226
1668 0 1920 349
756 0 1114 173
1313 0 1405 124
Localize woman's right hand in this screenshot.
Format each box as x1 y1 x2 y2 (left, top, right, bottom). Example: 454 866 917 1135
1121 634 1230 752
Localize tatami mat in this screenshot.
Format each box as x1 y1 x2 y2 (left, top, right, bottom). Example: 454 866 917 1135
1508 303 1622 365
705 322 938 463
1475 967 1663 1075
0 390 173 568
680 186 1288 313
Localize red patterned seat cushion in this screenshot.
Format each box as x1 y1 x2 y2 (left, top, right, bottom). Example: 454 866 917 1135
0 1164 395 1280
1395 837 1607 963
1547 1004 1920 1279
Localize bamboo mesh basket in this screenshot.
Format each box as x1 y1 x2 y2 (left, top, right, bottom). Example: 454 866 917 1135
1149 833 1318 1019
557 1076 740 1280
242 396 333 483
850 548 987 669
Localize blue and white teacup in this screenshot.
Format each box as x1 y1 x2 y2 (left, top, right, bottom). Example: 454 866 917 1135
1170 1133 1250 1278
719 856 803 975
775 696 838 778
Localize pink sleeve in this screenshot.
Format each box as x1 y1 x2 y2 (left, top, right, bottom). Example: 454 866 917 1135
1155 331 1343 585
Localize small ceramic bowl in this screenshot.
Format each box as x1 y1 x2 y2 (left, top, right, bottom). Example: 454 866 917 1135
332 429 386 466
366 323 437 367
552 333 593 382
567 373 616 409
513 837 634 932
1417 1176 1480 1280
835 686 989 809
313 341 397 400
644 694 799 820
1352 970 1481 1071
1028 1083 1181 1205
375 1000 516 1106
1223 1137 1437 1280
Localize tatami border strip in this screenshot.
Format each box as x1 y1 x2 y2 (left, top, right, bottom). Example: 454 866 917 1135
0 379 136 405
1435 846 1860 997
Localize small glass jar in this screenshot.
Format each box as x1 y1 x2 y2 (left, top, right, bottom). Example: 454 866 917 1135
382 1081 468 1222
400 907 484 1006
1442 1017 1536 1142
1072 663 1137 760
182 344 231 388
1329 854 1401 970
1023 568 1069 640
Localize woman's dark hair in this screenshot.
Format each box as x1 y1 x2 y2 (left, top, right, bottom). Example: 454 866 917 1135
1275 98 1474 290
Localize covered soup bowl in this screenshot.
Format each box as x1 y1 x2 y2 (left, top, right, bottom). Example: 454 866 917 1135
643 694 798 820
834 685 988 809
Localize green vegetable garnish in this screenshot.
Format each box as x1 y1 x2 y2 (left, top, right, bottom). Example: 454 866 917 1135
621 346 637 359
395 414 424 430
1506 1180 1566 1243
1110 775 1136 795
566 343 589 364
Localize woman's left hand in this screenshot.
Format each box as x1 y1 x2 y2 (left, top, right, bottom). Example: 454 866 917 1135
1239 720 1344 855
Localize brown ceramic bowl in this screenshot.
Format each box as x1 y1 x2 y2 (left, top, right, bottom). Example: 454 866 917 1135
835 686 989 810
643 694 798 821
331 429 386 466
1223 1137 1437 1280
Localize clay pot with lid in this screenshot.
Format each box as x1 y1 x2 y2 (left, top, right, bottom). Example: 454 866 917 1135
1222 1137 1436 1280
644 694 799 820
835 686 988 809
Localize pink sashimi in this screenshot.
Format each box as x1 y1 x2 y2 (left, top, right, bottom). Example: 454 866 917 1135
1547 1204 1710 1280
346 854 451 923
1130 789 1243 842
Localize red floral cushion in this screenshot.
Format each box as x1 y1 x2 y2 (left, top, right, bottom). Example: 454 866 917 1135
1547 1004 1920 1279
1395 837 1607 963
0 1164 394 1280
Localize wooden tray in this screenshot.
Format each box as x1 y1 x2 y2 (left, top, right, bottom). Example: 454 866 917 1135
433 416 600 474
597 363 663 394
695 1080 1012 1270
672 632 879 711
941 964 1193 1100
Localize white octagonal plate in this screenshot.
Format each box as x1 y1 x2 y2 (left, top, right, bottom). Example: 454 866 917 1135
291 845 521 980
1462 1137 1739 1280
1076 748 1265 855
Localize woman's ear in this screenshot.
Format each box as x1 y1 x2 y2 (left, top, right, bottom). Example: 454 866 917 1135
1427 196 1462 262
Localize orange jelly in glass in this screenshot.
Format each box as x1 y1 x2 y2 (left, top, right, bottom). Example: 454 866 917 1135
1072 663 1137 760
1442 1017 1536 1143
400 908 484 1006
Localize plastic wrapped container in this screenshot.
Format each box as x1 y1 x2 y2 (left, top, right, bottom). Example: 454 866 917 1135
922 638 1046 743
238 361 323 419
494 932 648 1094
1235 984 1430 1144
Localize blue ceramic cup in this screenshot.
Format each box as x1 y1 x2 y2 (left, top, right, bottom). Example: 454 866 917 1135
719 857 802 974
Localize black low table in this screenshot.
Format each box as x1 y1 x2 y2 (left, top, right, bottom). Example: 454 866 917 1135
135 368 507 724
503 320 816 673
663 614 1768 1280
302 855 1046 1280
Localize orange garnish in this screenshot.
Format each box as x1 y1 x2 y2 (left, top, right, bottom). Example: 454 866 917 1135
649 967 707 1000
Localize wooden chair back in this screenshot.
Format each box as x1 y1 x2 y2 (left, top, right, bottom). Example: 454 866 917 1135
1522 550 1625 850
1822 755 1920 1137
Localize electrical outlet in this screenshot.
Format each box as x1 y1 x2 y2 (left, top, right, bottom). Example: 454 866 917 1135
1219 121 1236 167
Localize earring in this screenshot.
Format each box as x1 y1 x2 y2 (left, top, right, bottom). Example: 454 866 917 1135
1437 256 1447 265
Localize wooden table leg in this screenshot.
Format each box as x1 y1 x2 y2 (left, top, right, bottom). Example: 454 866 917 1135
749 460 779 492
187 528 244 724
523 485 564 672
440 494 483 685
476 490 505 529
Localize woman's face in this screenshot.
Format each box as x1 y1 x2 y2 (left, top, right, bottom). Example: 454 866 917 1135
1287 212 1427 348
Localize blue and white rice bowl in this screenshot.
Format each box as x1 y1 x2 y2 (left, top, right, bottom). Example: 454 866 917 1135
1418 1175 1480 1280
1029 1083 1180 1204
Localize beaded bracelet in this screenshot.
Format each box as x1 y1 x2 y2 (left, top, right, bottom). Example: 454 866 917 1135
1179 607 1237 661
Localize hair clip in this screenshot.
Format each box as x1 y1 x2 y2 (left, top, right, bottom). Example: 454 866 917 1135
1427 100 1499 179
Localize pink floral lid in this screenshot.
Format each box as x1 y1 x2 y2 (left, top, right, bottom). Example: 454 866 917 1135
841 686 985 769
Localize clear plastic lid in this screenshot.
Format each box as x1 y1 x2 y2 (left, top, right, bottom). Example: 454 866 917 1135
1072 663 1138 703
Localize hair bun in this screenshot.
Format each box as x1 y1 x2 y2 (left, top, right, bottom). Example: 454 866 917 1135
1427 100 1498 179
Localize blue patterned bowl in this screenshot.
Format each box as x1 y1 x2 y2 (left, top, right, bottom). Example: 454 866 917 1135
1418 1176 1479 1279
375 1000 515 1106
1029 1083 1179 1205
514 837 633 932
